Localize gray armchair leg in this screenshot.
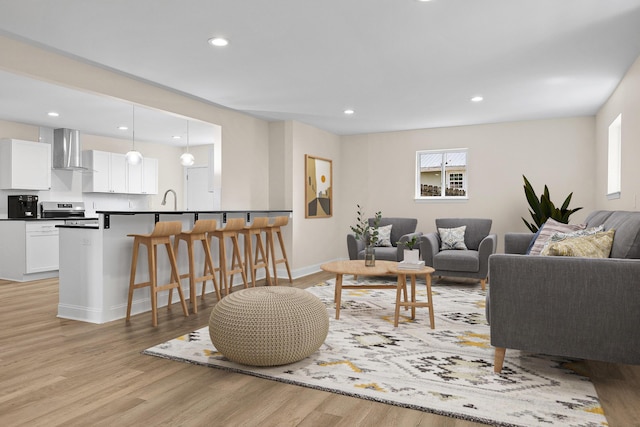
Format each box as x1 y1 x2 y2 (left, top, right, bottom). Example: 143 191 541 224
494 347 506 373
480 278 487 291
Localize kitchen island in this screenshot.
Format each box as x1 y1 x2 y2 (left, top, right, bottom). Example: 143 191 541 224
57 210 292 324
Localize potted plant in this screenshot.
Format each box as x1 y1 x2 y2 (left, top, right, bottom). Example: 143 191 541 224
521 175 583 232
398 235 420 263
350 204 382 266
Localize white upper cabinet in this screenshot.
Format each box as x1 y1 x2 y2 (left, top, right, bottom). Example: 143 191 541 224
127 160 143 194
0 139 51 190
83 150 157 194
110 153 128 193
142 157 158 194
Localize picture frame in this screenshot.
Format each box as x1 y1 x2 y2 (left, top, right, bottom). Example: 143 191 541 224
305 154 332 218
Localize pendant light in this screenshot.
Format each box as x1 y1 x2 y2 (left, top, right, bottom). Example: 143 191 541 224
125 105 143 165
180 120 195 166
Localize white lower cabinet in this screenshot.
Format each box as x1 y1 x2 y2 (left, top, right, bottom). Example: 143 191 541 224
26 222 62 273
0 220 63 281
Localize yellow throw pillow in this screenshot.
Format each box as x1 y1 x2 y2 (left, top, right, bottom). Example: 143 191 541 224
546 229 615 258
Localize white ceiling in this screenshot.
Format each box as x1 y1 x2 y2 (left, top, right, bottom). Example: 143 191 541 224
1 0 640 138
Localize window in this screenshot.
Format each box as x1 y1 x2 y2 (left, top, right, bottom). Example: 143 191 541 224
607 114 621 199
416 149 468 199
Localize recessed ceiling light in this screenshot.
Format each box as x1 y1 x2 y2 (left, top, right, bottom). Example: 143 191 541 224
47 111 59 117
172 135 182 140
344 109 355 115
208 37 229 47
471 96 484 102
118 126 128 131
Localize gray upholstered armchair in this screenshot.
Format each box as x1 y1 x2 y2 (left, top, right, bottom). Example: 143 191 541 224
347 217 422 262
421 218 497 290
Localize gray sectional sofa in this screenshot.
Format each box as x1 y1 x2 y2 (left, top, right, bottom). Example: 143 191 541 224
487 210 640 372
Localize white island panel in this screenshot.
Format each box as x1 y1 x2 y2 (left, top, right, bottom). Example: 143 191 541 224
57 210 291 324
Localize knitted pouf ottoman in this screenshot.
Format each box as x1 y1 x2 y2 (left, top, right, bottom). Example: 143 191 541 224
208 286 329 366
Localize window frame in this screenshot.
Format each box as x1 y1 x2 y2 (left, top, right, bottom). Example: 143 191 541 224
415 148 469 201
607 114 622 200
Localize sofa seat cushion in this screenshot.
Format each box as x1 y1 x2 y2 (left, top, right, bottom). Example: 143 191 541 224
358 246 397 261
433 250 479 272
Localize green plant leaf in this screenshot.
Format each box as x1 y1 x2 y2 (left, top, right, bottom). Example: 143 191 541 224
521 175 581 232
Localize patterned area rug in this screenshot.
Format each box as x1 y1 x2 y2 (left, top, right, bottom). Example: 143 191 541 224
143 278 607 427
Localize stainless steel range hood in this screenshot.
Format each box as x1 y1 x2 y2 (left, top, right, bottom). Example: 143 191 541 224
53 128 87 170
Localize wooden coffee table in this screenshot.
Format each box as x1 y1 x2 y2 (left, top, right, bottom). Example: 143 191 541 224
320 260 407 320
388 263 436 329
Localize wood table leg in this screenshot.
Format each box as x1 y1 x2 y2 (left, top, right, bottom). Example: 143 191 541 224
426 272 434 329
394 274 405 327
410 275 417 320
335 273 343 320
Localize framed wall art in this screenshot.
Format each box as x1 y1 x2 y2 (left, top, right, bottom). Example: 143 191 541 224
305 154 332 218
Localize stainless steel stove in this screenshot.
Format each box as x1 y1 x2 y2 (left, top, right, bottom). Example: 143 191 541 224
40 201 86 219
39 201 98 226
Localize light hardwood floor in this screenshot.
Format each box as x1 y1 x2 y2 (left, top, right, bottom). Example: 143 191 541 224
1 273 639 427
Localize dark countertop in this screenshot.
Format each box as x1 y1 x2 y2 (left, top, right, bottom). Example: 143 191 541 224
0 217 99 221
95 210 292 229
56 224 100 229
95 210 292 214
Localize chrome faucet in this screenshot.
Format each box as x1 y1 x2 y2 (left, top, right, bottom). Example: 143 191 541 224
161 189 177 211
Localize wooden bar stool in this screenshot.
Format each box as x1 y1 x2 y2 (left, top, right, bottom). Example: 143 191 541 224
209 217 248 296
265 216 293 285
173 219 221 314
126 221 189 327
239 217 272 288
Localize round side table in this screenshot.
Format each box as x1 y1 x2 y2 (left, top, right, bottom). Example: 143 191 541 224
387 264 436 328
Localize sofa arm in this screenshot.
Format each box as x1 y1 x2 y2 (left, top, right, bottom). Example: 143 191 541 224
477 233 497 279
488 254 640 365
346 233 364 260
396 231 424 260
420 233 440 267
504 232 534 255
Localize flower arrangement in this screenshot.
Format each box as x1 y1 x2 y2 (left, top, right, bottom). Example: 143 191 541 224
350 204 382 246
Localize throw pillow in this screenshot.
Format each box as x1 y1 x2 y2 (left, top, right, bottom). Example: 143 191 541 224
438 226 468 250
525 227 543 255
546 229 615 258
375 224 393 247
528 218 585 256
540 225 605 256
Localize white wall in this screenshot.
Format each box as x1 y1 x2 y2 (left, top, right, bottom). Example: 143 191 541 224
339 117 596 255
595 55 640 210
289 121 342 273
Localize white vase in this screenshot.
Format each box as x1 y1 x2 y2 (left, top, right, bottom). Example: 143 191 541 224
403 249 420 263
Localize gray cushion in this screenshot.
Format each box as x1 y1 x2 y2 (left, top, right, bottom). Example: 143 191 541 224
435 218 491 250
600 211 640 259
368 217 418 247
585 210 615 228
433 250 480 272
